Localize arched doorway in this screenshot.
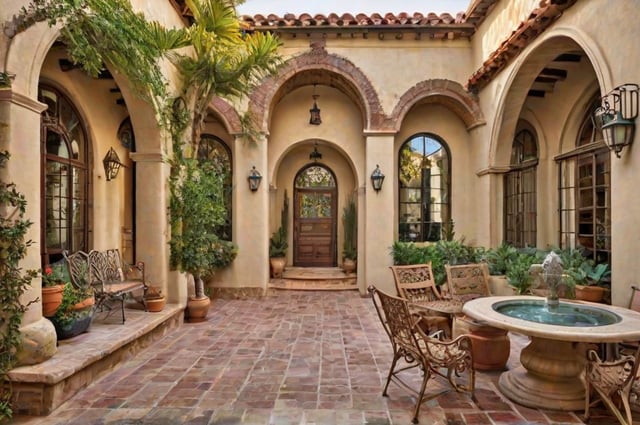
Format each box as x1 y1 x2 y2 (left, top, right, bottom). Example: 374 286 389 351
293 164 337 267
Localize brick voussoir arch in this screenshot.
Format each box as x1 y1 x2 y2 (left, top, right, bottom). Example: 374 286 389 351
248 49 386 132
209 96 243 135
389 79 485 131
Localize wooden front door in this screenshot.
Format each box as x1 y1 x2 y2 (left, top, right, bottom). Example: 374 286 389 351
293 165 337 267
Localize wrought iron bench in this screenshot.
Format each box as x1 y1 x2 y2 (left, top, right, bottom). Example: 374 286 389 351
63 249 148 323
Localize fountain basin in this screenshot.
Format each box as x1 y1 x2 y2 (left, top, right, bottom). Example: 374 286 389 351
493 299 621 327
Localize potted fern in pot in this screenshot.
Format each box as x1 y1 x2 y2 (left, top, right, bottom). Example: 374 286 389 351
269 191 289 278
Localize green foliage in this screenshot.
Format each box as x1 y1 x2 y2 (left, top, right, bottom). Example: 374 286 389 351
50 283 93 328
269 191 289 257
434 239 480 265
505 253 537 295
441 219 455 241
584 263 611 286
41 263 68 287
0 151 37 420
341 196 357 260
390 239 482 286
483 242 519 275
169 159 237 288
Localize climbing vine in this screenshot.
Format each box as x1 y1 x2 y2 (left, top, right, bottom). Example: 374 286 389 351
0 149 37 421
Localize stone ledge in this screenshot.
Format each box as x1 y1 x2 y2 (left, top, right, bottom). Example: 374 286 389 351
8 305 183 416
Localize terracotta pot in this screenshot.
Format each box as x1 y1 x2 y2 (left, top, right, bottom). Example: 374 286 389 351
270 256 286 279
42 284 65 317
342 258 357 275
72 296 95 311
574 285 606 303
186 296 210 322
453 315 510 371
146 296 166 313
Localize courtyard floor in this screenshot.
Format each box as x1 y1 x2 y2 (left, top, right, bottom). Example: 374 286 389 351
12 290 630 425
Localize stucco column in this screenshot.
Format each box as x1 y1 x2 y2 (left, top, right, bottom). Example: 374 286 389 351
211 135 269 293
364 132 395 295
0 89 57 364
129 151 185 304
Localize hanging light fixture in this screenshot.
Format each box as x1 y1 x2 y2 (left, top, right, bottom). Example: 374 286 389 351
370 165 385 192
309 84 322 125
103 147 125 181
309 142 322 162
593 83 639 158
248 166 262 192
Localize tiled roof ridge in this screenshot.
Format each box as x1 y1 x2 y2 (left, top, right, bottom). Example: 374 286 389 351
240 11 467 27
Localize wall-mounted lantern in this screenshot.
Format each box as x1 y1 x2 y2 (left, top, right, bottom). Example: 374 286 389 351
248 166 262 192
103 147 125 181
594 83 639 158
371 164 385 192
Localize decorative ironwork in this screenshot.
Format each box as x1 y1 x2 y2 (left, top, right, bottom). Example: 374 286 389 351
295 165 335 188
594 83 639 158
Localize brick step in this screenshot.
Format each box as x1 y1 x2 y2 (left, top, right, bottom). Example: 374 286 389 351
282 266 353 280
268 277 357 291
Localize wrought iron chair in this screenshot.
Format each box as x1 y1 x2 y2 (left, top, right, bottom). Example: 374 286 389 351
444 263 491 302
617 286 640 358
584 345 640 425
368 285 475 424
444 263 511 370
390 263 452 337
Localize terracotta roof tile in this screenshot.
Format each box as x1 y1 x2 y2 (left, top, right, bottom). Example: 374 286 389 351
240 11 468 30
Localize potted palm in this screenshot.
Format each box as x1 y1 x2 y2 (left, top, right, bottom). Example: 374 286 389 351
341 195 357 274
269 191 289 278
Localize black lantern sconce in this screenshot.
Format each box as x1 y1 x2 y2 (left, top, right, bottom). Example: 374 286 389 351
309 142 322 162
103 147 125 181
594 83 639 158
309 84 322 125
248 166 262 192
370 164 385 192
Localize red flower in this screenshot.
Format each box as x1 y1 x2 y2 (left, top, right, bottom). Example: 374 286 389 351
45 267 52 275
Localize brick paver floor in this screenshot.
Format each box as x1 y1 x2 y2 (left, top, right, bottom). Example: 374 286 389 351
12 291 628 424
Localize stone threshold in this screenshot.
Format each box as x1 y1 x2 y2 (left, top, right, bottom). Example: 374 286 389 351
8 305 184 416
269 267 357 291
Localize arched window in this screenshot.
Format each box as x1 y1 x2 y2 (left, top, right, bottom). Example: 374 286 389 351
558 96 611 264
504 125 538 247
198 134 232 240
398 134 451 242
39 84 89 266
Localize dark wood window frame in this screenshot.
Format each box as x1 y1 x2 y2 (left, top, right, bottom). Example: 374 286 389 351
398 133 451 243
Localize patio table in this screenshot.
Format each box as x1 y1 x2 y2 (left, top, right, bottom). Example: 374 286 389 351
463 295 640 411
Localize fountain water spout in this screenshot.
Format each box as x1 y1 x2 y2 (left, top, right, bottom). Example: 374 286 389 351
542 252 563 307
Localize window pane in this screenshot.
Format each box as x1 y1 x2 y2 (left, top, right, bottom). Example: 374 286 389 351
295 165 336 188
398 134 449 242
198 135 232 240
40 84 88 265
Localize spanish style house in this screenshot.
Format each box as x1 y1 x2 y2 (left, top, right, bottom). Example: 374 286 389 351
2 0 639 365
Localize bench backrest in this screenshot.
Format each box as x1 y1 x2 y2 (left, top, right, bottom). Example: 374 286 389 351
64 249 136 292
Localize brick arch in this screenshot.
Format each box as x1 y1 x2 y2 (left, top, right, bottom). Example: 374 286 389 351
248 47 385 132
389 79 485 131
208 97 242 135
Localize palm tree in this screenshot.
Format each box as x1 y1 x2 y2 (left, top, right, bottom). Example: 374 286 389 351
15 0 282 301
